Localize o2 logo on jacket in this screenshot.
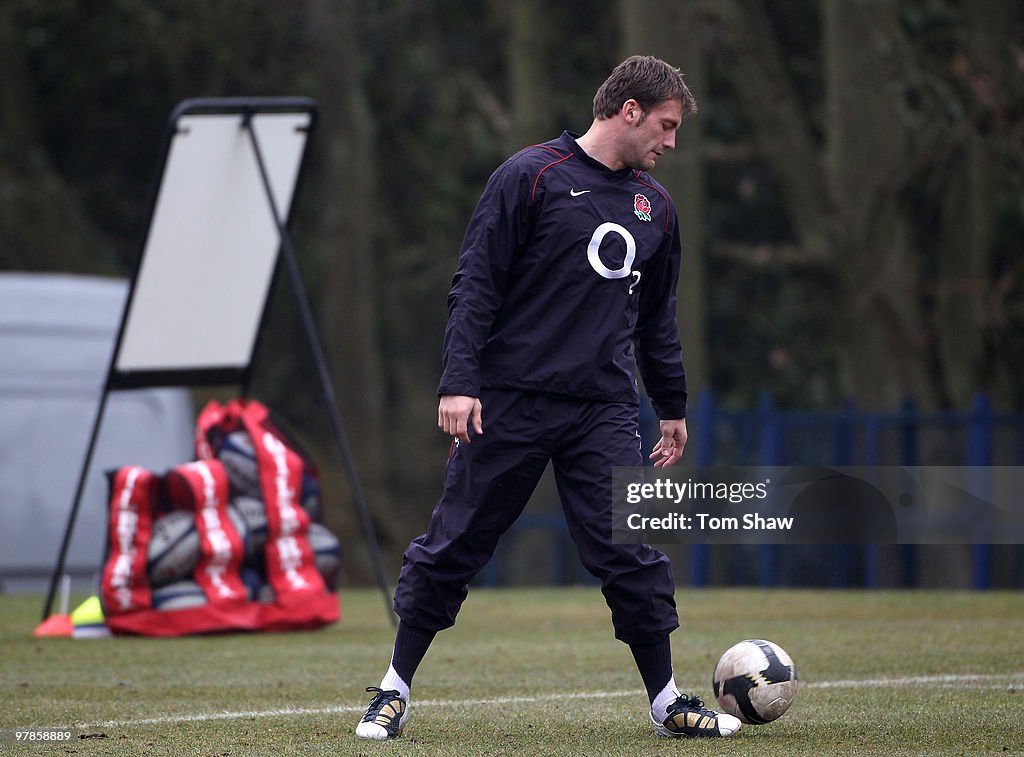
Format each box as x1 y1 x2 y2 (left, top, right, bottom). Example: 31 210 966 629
587 222 641 294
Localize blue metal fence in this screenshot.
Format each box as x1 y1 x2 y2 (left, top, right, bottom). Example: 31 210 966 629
688 392 1024 589
480 393 1024 589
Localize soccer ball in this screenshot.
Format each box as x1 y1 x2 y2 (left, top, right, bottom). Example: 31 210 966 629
712 639 797 724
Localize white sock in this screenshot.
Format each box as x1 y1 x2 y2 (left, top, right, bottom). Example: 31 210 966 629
650 676 679 722
379 664 410 702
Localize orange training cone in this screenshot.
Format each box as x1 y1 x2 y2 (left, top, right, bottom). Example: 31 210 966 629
34 614 73 637
34 574 74 637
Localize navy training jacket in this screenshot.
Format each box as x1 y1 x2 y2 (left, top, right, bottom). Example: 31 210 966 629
437 131 688 420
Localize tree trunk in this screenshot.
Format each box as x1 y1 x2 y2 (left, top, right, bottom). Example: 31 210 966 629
506 0 550 150
305 0 387 551
714 0 832 253
823 0 933 408
934 1 1012 408
719 0 937 408
620 0 711 407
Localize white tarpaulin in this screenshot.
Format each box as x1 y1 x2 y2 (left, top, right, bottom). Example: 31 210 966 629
0 272 194 590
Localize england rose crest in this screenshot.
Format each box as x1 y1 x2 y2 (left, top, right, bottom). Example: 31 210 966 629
633 193 652 222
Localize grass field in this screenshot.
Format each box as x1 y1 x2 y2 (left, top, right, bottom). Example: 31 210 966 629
1 587 1022 756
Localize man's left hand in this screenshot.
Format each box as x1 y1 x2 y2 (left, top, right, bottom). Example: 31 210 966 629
649 418 687 468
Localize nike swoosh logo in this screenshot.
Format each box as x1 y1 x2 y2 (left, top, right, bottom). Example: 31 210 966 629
569 188 591 196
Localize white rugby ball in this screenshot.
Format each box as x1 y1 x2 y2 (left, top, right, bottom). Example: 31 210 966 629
224 504 250 560
243 524 339 598
217 430 261 497
151 579 208 610
148 508 248 587
148 510 199 587
232 495 268 559
309 523 341 591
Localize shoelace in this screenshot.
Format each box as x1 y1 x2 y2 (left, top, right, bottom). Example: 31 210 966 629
675 694 712 713
363 687 401 716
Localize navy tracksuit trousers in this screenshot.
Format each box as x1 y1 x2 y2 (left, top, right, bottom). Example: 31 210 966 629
393 388 679 645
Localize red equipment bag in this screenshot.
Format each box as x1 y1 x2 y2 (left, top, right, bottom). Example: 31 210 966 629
98 399 340 636
100 466 158 615
165 460 249 605
195 399 327 605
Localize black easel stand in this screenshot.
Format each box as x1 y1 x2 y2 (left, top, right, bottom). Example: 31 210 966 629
44 99 395 628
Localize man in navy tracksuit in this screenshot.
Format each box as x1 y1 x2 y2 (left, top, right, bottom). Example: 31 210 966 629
356 55 741 741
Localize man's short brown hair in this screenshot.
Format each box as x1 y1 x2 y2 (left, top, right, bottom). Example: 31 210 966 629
592 55 697 120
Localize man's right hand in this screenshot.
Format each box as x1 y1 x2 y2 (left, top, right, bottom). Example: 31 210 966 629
438 395 483 444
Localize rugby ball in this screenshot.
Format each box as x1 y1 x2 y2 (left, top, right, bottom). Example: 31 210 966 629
309 523 341 591
148 510 199 587
151 579 208 610
232 495 268 559
243 523 340 599
217 430 261 497
224 504 250 559
148 507 249 587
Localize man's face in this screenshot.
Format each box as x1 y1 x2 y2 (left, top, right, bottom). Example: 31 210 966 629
622 98 683 172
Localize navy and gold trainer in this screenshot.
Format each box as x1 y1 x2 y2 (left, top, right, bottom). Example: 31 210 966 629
651 693 741 738
355 687 408 739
